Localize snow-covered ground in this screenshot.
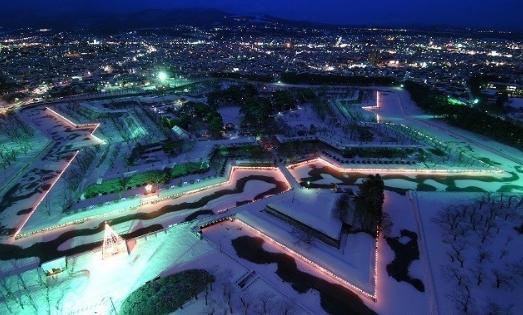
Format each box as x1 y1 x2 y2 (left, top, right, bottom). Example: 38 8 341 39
17 166 288 244
267 189 342 240
372 191 433 315
2 86 523 315
218 106 241 128
415 191 523 314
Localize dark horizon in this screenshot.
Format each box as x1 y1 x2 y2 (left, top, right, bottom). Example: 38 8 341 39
1 0 522 32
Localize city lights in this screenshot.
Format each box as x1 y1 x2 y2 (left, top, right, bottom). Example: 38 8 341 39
2 9 522 315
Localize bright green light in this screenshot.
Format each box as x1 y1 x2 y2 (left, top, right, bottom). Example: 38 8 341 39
158 71 169 82
473 98 480 105
448 97 465 106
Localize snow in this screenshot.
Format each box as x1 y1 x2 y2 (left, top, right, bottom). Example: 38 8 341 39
4 86 523 315
203 219 351 315
236 210 375 295
415 191 523 314
384 179 418 191
454 179 507 191
371 191 432 315
508 97 523 109
267 189 342 240
423 179 447 191
217 106 241 127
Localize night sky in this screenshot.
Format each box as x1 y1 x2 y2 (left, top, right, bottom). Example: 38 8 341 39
3 0 523 31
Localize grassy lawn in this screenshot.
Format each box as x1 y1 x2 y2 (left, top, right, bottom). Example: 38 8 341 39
170 161 206 177
84 162 207 198
119 269 214 315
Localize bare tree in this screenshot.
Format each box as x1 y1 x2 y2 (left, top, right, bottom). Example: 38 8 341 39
444 265 467 287
16 273 37 312
484 301 513 315
449 284 474 315
492 269 513 290
275 299 296 315
222 282 233 314
37 269 51 315
290 227 313 248
257 292 275 315
334 193 350 224
0 277 19 313
239 295 251 315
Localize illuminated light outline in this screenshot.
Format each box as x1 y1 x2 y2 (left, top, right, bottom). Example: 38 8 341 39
102 222 127 259
387 122 497 170
360 91 381 123
231 218 379 301
45 107 105 144
361 90 381 111
13 150 80 238
15 165 292 240
287 156 503 176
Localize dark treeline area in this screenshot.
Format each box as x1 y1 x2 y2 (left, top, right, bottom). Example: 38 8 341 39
207 84 315 134
281 72 397 86
210 72 275 83
404 81 523 150
161 101 223 138
210 72 398 86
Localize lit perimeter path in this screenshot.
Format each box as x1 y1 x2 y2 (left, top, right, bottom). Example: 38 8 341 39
13 166 291 241
11 107 105 239
287 156 502 177
392 89 523 167
45 106 105 144
278 162 302 189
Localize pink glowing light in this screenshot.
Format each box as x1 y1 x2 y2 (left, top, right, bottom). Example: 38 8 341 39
45 107 104 144
234 218 378 301
13 150 80 239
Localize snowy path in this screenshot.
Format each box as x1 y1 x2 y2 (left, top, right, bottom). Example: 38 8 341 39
278 163 301 189
389 89 523 166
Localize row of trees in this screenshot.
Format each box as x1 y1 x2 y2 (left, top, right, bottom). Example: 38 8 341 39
334 175 386 236
208 264 298 314
281 72 396 86
207 84 258 108
0 73 23 103
404 81 523 150
433 194 523 314
240 89 316 134
210 71 275 83
165 101 223 138
208 84 316 135
0 115 35 169
354 175 386 234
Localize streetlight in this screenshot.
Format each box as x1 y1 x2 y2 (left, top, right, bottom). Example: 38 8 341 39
157 71 169 83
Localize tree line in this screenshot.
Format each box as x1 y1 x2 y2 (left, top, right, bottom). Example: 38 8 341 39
207 84 316 135
281 72 397 86
404 81 523 150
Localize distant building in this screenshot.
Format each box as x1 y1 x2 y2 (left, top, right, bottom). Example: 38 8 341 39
171 125 191 140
